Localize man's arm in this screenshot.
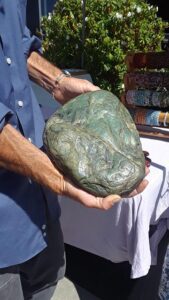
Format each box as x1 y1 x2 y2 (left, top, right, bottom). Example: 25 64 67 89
27 51 100 104
0 124 64 194
0 124 124 209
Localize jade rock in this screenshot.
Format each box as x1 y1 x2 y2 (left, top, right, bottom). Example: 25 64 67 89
43 90 145 197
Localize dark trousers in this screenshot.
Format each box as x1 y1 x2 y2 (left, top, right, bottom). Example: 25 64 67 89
0 218 66 300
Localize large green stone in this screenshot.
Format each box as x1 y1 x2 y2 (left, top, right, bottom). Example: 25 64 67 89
43 90 145 197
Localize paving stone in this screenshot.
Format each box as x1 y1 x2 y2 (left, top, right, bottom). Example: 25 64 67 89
52 277 101 300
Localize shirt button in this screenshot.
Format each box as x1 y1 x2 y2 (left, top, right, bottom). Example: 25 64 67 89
42 224 46 230
28 137 32 143
6 57 12 65
28 178 32 184
17 100 23 107
43 232 47 237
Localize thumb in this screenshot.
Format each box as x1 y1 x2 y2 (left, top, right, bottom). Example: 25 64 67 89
97 195 121 210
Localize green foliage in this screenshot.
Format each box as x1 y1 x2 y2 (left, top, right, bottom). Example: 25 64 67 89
41 0 168 96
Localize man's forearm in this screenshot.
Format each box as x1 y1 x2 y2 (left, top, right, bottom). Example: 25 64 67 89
27 51 63 98
0 124 64 194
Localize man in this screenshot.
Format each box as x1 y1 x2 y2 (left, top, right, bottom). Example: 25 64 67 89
0 1 149 299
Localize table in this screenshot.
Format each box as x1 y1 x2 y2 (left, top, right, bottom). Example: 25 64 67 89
59 136 169 279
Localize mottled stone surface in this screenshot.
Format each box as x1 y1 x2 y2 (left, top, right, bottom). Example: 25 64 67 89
43 90 145 197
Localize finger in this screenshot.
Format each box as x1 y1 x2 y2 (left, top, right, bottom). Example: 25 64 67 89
145 166 150 175
97 195 121 210
93 85 100 91
135 179 149 194
128 179 149 197
146 157 151 163
128 189 138 197
84 80 100 91
143 150 149 157
145 158 151 167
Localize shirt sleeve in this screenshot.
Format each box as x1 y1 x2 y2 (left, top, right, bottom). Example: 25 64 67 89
22 26 42 58
0 103 14 131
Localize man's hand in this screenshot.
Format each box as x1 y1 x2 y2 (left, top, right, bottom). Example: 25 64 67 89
52 76 100 104
62 179 121 210
27 51 99 105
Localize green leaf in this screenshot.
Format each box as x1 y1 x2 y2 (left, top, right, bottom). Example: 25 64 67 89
41 0 168 96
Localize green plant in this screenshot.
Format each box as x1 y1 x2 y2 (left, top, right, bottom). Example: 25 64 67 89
41 0 168 96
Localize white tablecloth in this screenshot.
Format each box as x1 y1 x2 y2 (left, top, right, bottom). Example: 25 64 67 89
59 136 169 278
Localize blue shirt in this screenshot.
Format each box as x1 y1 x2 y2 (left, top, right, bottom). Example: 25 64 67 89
0 0 60 267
